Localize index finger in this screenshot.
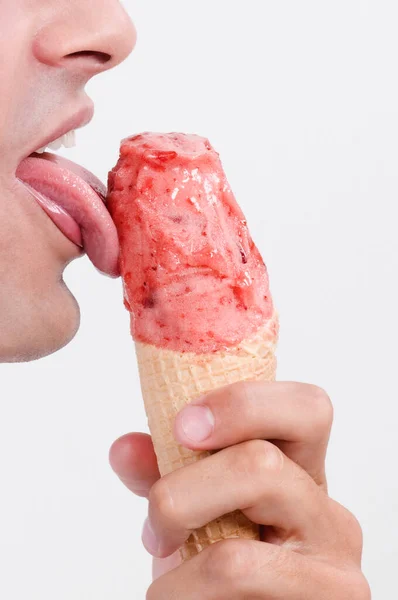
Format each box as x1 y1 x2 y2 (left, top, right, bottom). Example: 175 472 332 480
173 381 333 488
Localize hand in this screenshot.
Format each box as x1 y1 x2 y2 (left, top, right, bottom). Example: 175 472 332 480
110 382 370 599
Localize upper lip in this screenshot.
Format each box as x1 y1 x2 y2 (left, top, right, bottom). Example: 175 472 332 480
26 102 94 160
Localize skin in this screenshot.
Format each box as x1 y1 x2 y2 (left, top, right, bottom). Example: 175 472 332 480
1 1 370 597
0 0 136 362
110 384 371 598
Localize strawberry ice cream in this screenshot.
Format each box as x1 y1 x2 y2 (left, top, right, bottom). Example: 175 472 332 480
107 133 273 353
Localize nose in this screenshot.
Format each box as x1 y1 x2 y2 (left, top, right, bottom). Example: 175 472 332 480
33 0 137 77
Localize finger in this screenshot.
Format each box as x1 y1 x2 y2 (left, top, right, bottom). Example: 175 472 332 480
143 439 329 558
174 381 333 487
147 539 368 600
109 433 160 497
152 552 182 581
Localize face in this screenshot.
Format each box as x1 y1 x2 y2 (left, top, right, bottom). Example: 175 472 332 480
0 0 136 362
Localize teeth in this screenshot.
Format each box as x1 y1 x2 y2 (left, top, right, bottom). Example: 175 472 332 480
48 138 63 151
35 129 76 154
62 130 76 148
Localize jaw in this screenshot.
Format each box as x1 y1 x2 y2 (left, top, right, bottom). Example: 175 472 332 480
0 276 81 363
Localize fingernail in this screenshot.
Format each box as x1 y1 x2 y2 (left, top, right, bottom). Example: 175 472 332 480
178 405 215 443
142 518 161 557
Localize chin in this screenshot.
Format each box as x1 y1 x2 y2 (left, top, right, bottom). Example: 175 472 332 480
1 281 81 363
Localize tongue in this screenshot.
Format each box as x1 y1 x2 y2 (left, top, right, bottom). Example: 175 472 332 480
17 153 120 277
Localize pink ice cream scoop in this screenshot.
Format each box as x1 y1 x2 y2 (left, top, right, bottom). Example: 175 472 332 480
107 132 274 353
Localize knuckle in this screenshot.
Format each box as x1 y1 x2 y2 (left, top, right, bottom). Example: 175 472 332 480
304 384 334 438
238 439 284 476
146 584 156 600
346 572 372 600
201 541 289 590
148 477 175 526
340 503 363 538
224 380 253 410
201 540 255 585
146 579 170 600
359 577 372 600
357 578 372 600
345 510 365 552
332 500 364 557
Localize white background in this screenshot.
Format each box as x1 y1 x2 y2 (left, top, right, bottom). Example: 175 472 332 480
1 1 397 597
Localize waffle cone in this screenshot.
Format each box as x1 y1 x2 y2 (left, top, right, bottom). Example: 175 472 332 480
135 312 278 560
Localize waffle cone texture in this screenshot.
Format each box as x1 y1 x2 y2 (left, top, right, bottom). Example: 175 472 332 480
135 312 279 561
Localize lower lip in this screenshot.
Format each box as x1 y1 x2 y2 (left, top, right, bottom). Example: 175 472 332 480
20 180 83 248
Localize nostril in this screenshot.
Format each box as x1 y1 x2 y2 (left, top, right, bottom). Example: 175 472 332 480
66 50 112 64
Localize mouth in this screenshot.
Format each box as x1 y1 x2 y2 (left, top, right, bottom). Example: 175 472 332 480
16 106 120 278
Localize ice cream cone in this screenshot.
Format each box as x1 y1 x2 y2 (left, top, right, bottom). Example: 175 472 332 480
107 132 279 561
135 311 278 560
